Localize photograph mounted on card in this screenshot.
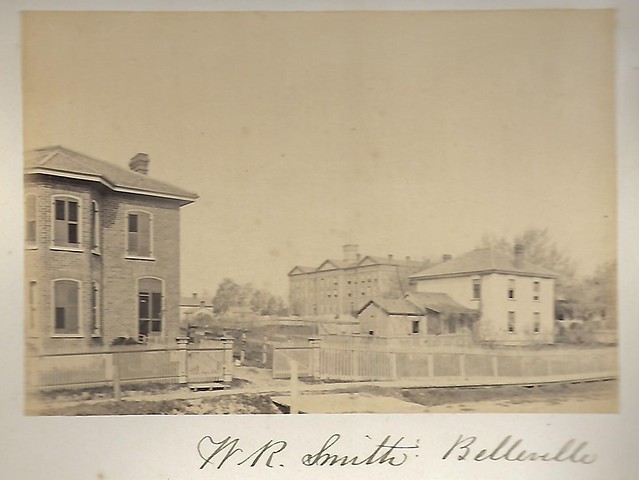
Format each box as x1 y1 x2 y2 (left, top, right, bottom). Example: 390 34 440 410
22 9 617 416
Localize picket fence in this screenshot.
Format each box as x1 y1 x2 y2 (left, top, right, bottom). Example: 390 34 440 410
272 336 617 384
27 339 234 391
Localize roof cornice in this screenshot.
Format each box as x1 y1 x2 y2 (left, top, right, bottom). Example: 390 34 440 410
410 269 556 280
26 167 198 204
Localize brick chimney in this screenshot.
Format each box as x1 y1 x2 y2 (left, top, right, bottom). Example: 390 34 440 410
129 152 150 175
343 244 359 262
442 254 452 262
514 244 524 268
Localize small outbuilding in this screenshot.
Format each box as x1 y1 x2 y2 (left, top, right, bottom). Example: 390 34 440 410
357 292 477 337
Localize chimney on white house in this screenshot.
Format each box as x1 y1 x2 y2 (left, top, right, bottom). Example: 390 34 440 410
514 244 524 268
129 152 150 175
343 244 359 262
388 254 394 262
442 254 452 262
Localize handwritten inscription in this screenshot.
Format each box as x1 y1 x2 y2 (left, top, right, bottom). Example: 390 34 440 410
302 434 419 466
196 433 598 469
197 434 419 469
198 436 287 469
442 435 597 464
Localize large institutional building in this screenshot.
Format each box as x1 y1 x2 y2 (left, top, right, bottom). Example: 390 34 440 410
288 245 428 317
24 146 197 353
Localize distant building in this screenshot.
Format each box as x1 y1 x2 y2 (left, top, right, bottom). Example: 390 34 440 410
409 245 556 344
24 146 197 353
288 244 428 317
180 293 215 327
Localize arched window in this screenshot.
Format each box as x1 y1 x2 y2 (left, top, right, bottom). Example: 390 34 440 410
138 277 163 338
53 279 80 335
52 195 82 249
127 211 153 258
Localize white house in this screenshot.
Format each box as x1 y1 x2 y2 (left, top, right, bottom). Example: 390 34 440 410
408 245 556 344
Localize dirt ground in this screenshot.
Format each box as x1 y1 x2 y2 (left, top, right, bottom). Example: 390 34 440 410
30 371 617 415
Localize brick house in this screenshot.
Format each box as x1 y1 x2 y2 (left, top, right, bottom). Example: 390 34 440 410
288 244 428 317
24 146 197 354
408 246 557 344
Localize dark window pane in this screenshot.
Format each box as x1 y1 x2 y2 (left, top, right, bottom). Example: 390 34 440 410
151 320 161 332
151 292 162 318
55 307 65 330
139 294 149 318
139 320 149 336
55 200 66 220
68 224 78 244
68 201 78 222
128 214 138 233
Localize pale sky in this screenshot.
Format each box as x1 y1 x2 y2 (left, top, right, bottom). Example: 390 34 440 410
22 10 616 298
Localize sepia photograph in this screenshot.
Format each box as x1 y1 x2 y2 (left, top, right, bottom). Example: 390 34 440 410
21 9 618 417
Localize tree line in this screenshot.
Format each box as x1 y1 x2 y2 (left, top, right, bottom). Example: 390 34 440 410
478 228 616 328
212 278 288 316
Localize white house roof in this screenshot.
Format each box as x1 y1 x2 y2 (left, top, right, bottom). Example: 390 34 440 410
410 248 557 280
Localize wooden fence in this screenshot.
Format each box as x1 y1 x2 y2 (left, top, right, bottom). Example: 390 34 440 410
274 336 617 384
272 339 321 379
27 339 234 391
320 333 472 350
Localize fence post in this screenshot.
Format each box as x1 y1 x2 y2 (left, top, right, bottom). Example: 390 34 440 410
221 337 234 383
112 353 121 402
308 337 321 379
176 336 189 384
290 360 299 415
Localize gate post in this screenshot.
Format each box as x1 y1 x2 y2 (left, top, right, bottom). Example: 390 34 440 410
308 337 321 379
221 337 234 383
176 336 189 384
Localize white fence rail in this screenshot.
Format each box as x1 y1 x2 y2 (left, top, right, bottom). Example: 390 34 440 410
276 336 617 384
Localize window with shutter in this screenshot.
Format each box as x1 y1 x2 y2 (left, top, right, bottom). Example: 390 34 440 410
127 211 153 258
53 279 80 335
52 196 82 249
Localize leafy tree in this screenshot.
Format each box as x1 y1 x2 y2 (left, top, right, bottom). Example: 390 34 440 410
213 278 289 315
478 229 615 327
212 278 241 313
478 228 578 296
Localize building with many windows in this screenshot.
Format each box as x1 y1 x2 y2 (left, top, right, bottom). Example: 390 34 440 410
24 146 197 353
408 245 557 344
288 245 428 317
